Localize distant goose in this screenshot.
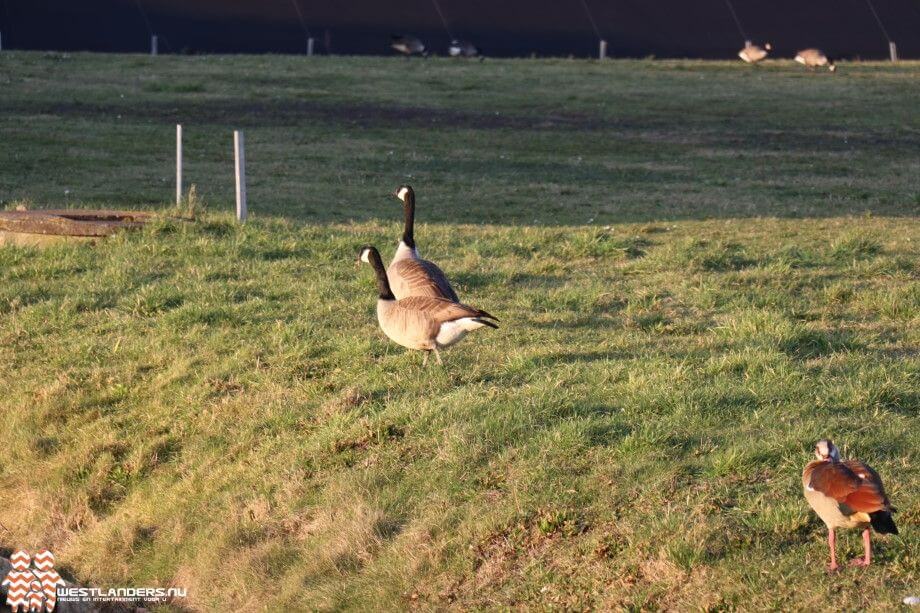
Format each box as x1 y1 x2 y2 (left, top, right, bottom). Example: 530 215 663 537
449 39 479 58
803 439 898 572
738 42 771 64
391 35 427 57
359 246 497 365
795 48 836 72
388 185 459 302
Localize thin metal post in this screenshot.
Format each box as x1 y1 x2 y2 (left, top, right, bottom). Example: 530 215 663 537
0 32 4 52
307 37 315 56
889 41 898 62
599 39 607 60
151 35 158 56
234 130 247 222
176 124 183 205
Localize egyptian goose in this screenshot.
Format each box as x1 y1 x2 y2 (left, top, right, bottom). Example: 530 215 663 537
738 42 771 63
795 48 836 72
803 439 898 571
359 246 497 366
388 185 460 302
391 35 426 57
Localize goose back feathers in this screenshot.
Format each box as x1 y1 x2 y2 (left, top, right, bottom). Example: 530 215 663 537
738 43 770 63
795 48 836 71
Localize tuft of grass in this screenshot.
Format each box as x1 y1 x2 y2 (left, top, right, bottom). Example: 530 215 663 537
830 231 882 261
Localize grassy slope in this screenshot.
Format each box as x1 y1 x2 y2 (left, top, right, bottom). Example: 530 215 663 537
0 52 918 610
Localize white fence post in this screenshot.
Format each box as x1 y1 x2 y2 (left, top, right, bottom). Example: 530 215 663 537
307 37 315 56
151 35 158 56
234 130 248 222
176 124 183 205
599 39 607 60
889 41 898 62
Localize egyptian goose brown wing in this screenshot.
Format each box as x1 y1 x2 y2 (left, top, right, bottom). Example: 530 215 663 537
804 460 861 502
841 460 894 513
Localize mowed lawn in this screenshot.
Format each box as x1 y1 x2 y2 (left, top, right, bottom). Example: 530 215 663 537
0 52 918 610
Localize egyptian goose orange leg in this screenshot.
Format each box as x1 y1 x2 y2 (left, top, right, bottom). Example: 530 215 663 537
827 529 838 571
850 528 872 567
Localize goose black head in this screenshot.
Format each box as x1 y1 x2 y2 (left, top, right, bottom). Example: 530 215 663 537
357 245 394 299
393 185 414 203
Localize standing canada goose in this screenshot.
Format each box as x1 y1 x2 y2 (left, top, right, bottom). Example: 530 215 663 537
738 42 771 64
795 48 837 72
449 39 479 58
391 35 427 57
388 185 460 302
803 439 898 572
359 246 497 365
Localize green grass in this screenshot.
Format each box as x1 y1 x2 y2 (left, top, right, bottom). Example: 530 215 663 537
0 52 918 610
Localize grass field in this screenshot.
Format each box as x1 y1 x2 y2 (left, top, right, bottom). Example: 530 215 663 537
0 52 918 610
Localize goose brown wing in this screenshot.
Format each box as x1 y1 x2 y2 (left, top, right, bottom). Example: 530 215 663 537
841 460 890 512
396 296 488 324
389 258 459 301
804 460 860 501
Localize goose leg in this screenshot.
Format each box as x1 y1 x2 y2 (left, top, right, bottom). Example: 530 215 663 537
422 351 430 367
850 528 871 567
827 529 838 572
433 348 443 365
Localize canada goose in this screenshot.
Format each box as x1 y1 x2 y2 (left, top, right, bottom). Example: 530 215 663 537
388 185 459 302
359 246 497 365
391 35 426 57
449 39 479 58
738 42 771 64
803 439 898 572
795 48 836 72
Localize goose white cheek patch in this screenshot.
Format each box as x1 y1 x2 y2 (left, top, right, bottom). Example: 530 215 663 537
361 250 371 263
397 187 409 201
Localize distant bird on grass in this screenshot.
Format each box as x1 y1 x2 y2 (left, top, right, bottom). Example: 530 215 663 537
795 48 836 72
391 35 427 57
358 246 497 366
449 40 480 58
388 185 459 301
803 439 898 572
738 42 771 64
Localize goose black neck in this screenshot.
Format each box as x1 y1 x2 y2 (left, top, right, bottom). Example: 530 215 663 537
402 190 416 249
368 248 395 300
